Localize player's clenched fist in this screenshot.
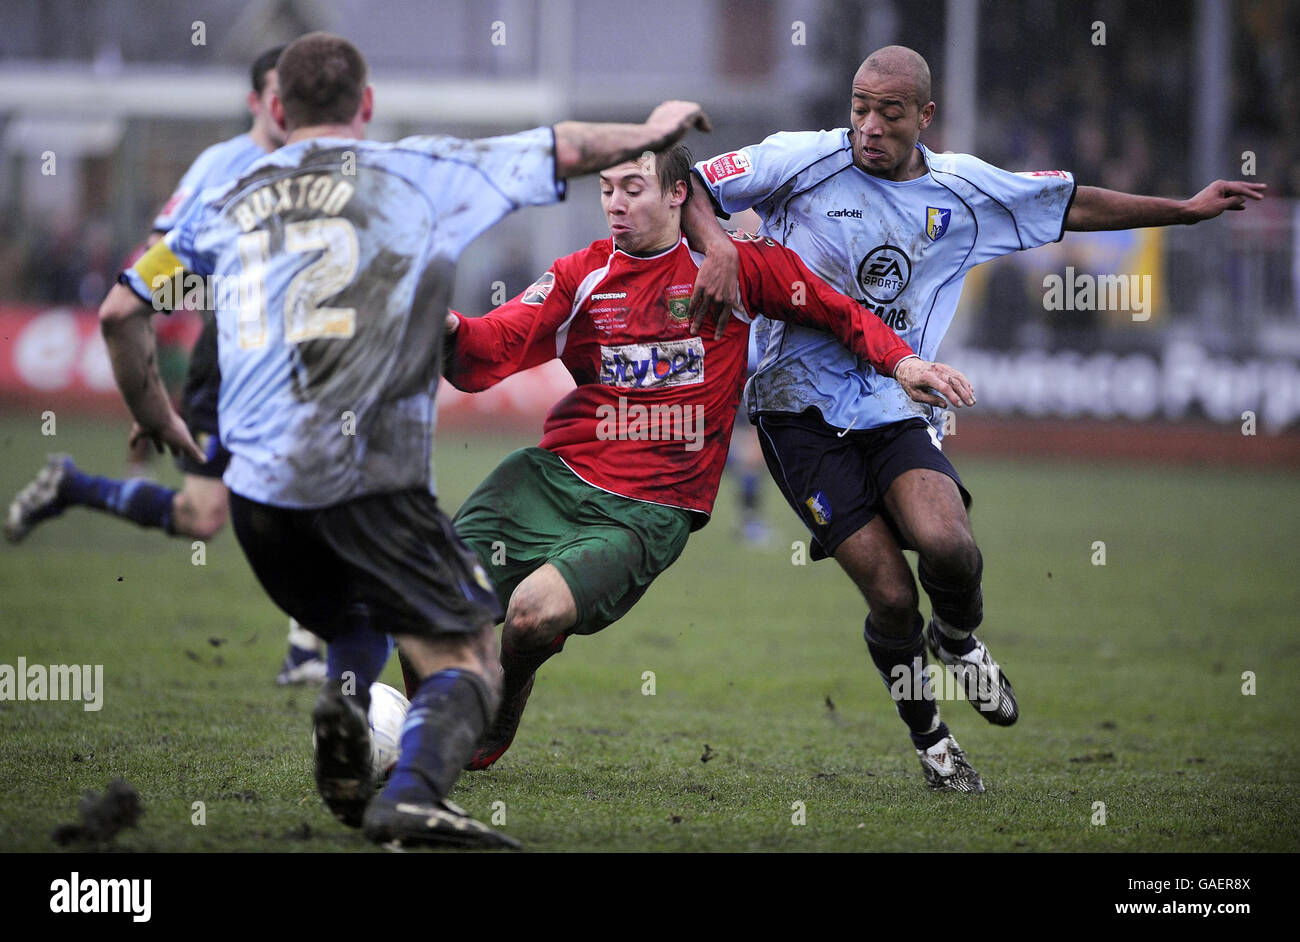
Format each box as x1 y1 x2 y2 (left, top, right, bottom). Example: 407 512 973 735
647 100 713 140
894 357 976 409
553 102 712 179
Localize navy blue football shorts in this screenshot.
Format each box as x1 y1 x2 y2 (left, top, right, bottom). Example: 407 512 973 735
754 409 971 560
228 488 502 642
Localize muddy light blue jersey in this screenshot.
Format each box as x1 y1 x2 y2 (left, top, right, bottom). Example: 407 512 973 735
695 131 1075 433
153 133 268 232
125 127 563 508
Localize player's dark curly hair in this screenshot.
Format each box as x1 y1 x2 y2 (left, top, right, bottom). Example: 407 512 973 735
250 45 286 94
275 33 368 130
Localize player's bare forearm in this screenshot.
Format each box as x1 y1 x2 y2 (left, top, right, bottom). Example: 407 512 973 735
682 184 732 252
99 284 199 460
553 101 711 179
684 186 740 337
100 287 172 428
1066 180 1266 231
1066 186 1190 230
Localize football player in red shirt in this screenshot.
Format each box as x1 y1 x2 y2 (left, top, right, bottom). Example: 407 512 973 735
435 144 976 769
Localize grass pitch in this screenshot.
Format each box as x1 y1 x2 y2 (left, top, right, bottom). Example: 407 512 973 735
1 415 1297 852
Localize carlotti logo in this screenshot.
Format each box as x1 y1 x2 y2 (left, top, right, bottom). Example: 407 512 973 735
599 338 704 389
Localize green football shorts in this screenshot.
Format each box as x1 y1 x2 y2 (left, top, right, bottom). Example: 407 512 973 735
452 447 693 636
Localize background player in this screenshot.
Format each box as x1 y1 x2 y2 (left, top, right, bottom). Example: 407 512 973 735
4 46 329 687
435 144 974 769
682 45 1266 792
98 32 716 848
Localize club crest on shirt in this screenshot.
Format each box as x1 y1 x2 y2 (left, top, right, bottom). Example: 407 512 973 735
925 206 951 242
666 283 691 321
805 490 832 526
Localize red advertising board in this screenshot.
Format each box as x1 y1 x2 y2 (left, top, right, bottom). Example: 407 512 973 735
0 306 568 426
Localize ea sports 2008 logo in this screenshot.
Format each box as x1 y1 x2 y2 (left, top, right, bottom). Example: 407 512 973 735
856 244 911 305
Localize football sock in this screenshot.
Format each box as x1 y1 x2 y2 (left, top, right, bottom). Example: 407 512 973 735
59 467 175 533
918 553 983 655
384 669 497 803
499 631 568 705
865 614 949 750
324 613 390 711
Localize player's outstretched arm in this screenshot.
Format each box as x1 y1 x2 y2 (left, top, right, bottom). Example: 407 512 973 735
440 262 574 392
894 356 976 409
553 101 711 179
99 283 204 462
1065 180 1266 231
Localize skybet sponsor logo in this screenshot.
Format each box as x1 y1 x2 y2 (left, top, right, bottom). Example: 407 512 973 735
599 338 704 390
596 397 705 452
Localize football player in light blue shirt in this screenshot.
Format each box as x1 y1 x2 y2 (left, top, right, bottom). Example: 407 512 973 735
7 49 282 545
99 31 713 848
1 47 331 687
685 45 1265 792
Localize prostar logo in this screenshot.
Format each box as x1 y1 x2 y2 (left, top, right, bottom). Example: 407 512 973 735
599 338 704 389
